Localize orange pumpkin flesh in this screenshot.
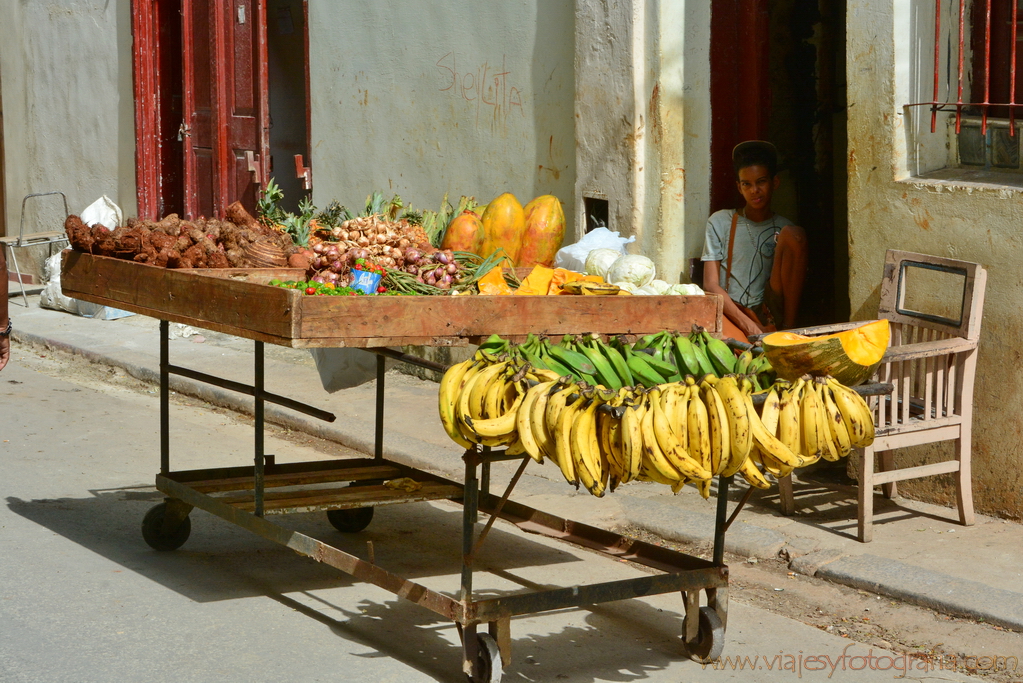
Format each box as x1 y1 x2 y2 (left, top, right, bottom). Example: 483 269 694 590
762 319 890 386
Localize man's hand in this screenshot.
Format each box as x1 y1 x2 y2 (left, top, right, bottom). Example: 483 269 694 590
0 335 9 372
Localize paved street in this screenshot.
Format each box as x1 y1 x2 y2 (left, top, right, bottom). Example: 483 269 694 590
0 338 996 682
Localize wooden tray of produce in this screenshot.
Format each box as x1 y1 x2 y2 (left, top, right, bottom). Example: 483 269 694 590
61 251 722 348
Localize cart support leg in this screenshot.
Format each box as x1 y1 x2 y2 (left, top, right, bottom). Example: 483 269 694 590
489 617 512 667
713 475 732 566
459 622 480 679
375 354 385 460
160 320 169 474
254 341 265 517
707 586 729 630
683 589 701 642
461 452 478 603
160 497 194 534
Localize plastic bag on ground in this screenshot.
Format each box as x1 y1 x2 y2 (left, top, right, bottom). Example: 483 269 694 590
39 251 134 319
553 227 635 273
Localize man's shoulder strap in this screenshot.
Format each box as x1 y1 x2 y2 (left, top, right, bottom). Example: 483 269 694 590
724 210 739 290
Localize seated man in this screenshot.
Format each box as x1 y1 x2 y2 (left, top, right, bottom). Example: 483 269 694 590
701 140 807 339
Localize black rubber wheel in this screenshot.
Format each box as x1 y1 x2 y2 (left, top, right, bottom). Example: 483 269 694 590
467 633 502 683
326 506 374 533
141 502 191 551
681 605 725 663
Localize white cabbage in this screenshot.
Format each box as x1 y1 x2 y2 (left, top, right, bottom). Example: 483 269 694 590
635 284 660 295
647 279 672 295
612 281 639 294
668 283 705 296
607 254 656 287
584 248 623 278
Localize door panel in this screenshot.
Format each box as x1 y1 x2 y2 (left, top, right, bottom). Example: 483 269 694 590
181 0 268 219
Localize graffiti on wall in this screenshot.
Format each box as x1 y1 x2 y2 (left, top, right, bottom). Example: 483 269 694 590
436 52 525 131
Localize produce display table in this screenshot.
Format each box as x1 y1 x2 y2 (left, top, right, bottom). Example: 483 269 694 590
62 252 733 681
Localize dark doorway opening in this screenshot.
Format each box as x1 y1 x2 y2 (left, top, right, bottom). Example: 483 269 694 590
266 0 311 214
709 0 848 326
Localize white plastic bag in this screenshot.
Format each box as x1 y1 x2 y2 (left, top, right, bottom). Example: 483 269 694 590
39 252 134 319
309 348 397 393
553 227 635 273
80 195 123 229
39 252 78 314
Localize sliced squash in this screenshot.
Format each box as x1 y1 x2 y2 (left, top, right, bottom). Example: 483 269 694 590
762 319 890 386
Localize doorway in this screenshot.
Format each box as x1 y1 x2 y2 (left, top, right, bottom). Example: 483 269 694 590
132 0 310 220
709 0 848 325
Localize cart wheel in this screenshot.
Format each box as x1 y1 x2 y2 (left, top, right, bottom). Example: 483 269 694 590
468 632 502 683
326 507 374 533
681 606 725 663
141 503 191 551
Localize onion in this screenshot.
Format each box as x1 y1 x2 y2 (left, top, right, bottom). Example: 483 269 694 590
323 271 339 282
434 266 446 279
425 273 437 286
446 263 458 275
356 235 370 248
437 279 451 290
311 275 326 284
313 242 325 254
435 251 451 265
337 231 349 242
441 273 453 285
405 265 419 275
330 260 343 271
397 238 411 249
405 248 421 263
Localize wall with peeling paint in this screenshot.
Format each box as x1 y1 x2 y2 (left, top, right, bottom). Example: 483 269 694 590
847 1 1022 518
574 0 710 285
0 1 137 242
307 1 576 236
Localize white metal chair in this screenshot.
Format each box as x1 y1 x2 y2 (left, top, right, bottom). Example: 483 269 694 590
1 192 70 306
776 249 986 542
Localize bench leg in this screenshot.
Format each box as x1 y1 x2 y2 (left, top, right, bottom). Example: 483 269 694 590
778 473 795 516
955 431 975 526
857 446 874 543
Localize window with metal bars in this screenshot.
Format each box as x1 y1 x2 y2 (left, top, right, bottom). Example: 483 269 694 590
905 0 1021 174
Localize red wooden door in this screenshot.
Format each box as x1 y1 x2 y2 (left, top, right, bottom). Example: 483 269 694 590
181 0 268 219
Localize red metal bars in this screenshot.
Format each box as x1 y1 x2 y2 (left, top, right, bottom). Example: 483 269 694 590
917 0 1021 137
1012 0 1019 134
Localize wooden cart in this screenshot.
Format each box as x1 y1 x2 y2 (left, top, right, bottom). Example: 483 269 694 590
63 252 736 682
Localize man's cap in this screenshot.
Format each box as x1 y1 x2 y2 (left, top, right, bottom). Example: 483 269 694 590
732 140 778 165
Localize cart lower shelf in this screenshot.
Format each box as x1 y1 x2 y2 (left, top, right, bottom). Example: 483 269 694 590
145 455 729 681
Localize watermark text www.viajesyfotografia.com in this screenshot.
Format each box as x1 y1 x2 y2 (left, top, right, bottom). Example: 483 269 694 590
702 643 1018 678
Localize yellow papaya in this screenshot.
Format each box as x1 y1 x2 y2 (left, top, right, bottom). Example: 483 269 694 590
441 210 484 254
516 195 566 268
479 193 525 263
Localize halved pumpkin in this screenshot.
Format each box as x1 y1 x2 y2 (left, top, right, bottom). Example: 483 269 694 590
762 319 890 386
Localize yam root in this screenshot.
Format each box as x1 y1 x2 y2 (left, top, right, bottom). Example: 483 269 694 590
225 201 262 231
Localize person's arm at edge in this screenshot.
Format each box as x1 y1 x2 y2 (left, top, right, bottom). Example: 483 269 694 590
0 249 9 371
703 259 763 338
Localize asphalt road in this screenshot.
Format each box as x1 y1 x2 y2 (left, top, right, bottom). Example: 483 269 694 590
0 352 987 683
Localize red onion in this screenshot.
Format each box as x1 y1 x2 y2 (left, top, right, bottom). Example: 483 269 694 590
313 242 326 254
426 273 437 286
330 260 343 271
405 248 421 263
311 275 326 284
446 263 458 275
440 273 453 285
435 251 451 265
405 265 419 275
437 279 451 290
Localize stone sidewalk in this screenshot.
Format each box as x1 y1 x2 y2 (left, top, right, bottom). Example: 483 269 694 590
6 289 1023 632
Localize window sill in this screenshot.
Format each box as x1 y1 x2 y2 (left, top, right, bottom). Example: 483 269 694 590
903 168 1023 192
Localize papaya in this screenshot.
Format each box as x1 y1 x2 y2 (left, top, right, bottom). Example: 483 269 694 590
479 193 526 263
516 195 566 268
762 319 890 386
440 210 484 254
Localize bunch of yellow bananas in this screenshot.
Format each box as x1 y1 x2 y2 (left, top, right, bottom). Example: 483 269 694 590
750 376 875 477
438 352 876 499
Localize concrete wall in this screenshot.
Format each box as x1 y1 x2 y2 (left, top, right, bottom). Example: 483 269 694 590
573 0 710 285
0 0 136 245
847 1 1022 518
307 1 576 234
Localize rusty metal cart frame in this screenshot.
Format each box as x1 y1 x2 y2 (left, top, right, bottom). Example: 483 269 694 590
143 319 734 681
